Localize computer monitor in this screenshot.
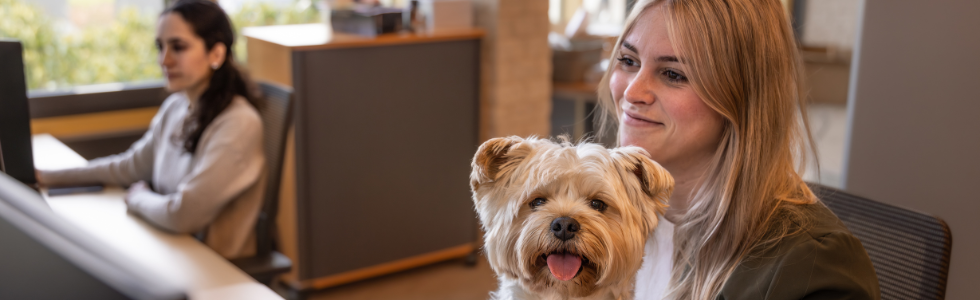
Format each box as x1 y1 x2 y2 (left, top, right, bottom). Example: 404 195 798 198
0 172 186 299
0 40 38 187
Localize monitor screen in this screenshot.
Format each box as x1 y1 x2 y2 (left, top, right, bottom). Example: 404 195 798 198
0 172 186 299
0 40 38 186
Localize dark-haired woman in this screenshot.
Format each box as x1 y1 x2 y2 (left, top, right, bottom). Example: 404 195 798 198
38 0 265 259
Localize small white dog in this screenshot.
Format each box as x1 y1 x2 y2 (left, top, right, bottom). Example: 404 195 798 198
470 136 673 300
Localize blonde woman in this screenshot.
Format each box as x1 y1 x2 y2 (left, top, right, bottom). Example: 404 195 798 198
597 0 880 299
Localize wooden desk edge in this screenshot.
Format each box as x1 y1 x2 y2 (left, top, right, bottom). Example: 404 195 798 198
287 243 475 291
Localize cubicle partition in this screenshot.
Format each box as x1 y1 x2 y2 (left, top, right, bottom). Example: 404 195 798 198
245 25 482 291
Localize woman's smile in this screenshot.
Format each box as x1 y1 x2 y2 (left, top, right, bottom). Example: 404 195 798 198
623 111 663 127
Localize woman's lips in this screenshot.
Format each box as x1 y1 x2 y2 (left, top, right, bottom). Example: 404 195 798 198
623 112 663 127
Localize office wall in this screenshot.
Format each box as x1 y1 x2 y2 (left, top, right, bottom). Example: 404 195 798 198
843 0 980 298
800 0 860 51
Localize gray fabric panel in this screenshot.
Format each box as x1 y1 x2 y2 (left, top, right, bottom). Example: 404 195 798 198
292 40 480 279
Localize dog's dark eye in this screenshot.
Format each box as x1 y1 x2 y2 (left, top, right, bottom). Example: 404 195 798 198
530 198 547 209
590 199 607 212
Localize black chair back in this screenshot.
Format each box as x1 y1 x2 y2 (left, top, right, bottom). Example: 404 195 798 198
809 183 952 300
256 81 293 257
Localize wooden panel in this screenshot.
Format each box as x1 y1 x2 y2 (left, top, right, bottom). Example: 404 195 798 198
30 107 158 139
246 37 293 88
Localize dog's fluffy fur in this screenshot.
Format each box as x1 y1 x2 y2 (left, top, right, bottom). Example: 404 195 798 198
470 136 673 300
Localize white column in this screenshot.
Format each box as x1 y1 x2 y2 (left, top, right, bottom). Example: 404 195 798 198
473 0 553 140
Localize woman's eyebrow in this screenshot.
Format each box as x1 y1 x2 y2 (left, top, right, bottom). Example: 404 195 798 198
621 42 681 63
621 41 639 53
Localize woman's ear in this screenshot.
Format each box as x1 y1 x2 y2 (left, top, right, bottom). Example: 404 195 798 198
470 136 529 191
208 42 227 70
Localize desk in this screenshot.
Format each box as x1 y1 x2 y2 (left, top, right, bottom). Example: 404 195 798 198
32 134 282 300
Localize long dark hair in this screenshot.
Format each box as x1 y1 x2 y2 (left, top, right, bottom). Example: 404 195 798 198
163 0 262 154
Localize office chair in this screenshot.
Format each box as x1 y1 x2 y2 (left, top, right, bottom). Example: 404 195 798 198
230 81 294 285
809 183 952 300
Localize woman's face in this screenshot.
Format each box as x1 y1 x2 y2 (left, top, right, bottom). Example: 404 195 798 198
609 6 725 174
155 13 223 95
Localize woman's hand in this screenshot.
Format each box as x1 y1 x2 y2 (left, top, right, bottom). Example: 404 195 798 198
125 181 150 205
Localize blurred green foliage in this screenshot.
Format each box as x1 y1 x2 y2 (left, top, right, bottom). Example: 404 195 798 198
230 0 321 62
0 0 319 91
2 0 77 90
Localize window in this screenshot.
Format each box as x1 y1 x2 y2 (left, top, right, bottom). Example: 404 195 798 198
0 0 322 93
1 0 162 91
549 0 628 36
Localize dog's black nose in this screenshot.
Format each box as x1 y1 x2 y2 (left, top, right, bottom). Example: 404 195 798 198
551 217 580 241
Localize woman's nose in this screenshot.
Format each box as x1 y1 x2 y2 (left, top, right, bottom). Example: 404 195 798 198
624 71 656 105
159 49 174 67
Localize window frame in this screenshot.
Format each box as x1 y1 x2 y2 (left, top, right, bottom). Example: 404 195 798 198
28 81 168 119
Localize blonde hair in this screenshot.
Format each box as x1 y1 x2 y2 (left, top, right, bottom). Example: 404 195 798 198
596 0 818 299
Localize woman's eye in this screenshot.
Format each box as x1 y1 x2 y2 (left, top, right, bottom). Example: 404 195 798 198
530 198 547 209
662 69 688 83
590 199 607 212
170 43 186 53
617 57 638 67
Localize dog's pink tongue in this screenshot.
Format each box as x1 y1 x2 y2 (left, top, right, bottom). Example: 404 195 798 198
546 253 582 281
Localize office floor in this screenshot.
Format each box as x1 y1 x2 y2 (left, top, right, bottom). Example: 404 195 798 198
278 255 498 300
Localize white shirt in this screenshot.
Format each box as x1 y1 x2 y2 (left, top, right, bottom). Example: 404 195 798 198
634 216 675 300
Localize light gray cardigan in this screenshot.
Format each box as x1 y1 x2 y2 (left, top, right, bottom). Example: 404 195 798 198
40 92 266 259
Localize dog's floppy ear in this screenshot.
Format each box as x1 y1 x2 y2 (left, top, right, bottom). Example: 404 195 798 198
470 136 529 190
612 146 674 213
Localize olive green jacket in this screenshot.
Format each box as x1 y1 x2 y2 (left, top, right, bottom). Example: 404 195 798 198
719 203 881 300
